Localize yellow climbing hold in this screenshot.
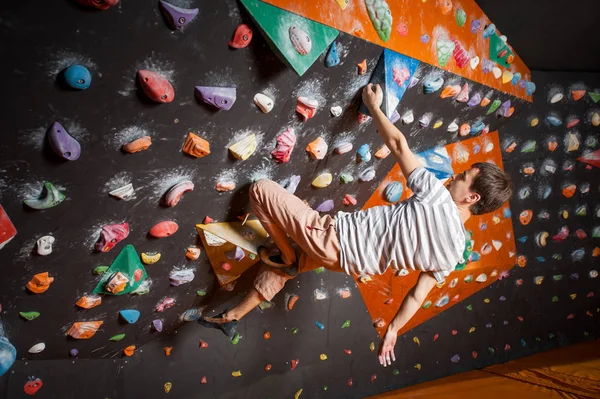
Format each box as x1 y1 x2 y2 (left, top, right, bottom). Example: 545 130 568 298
369 342 375 351
570 293 577 300
469 327 476 333
433 120 443 129
294 388 303 399
414 363 422 370
502 70 513 84
530 118 539 127
141 252 161 264
484 298 490 303
592 112 600 127
312 173 332 188
319 353 328 360
229 134 257 160
164 382 172 393
413 336 420 346
232 370 242 377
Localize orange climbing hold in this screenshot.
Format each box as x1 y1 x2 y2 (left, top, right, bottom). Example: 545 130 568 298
593 247 600 257
67 321 103 339
357 59 367 75
374 144 391 159
26 272 54 294
572 90 586 101
263 331 271 340
480 97 491 107
185 247 201 260
123 345 135 356
440 85 461 99
75 295 102 309
517 255 527 268
459 124 470 136
264 364 272 371
287 295 299 311
562 184 576 198
122 136 152 153
519 210 532 226
343 194 357 206
547 140 558 151
164 347 173 356
199 340 209 348
182 132 210 158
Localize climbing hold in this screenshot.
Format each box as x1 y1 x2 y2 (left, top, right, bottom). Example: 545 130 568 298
109 183 134 201
153 320 164 332
375 144 390 159
76 0 119 10
456 83 469 102
289 26 312 55
373 318 386 328
182 132 210 158
95 223 129 252
271 128 296 163
35 235 55 256
401 110 414 124
452 40 469 68
470 19 481 34
492 67 502 79
92 266 109 275
123 345 135 357
419 113 431 128
482 23 496 39
296 97 318 121
330 106 342 117
164 180 194 207
75 295 102 309
480 96 491 107
562 184 576 198
341 320 351 328
592 112 600 127
459 124 470 136
325 42 340 67
423 76 444 94
470 121 485 135
436 38 455 67
549 92 563 103
525 81 536 96
420 34 430 44
447 121 458 133
312 173 332 188
567 133 580 152
519 210 532 226
365 0 392 41
141 252 161 265
384 182 403 203
170 269 195 286
137 70 174 103
109 334 126 342
315 200 334 213
339 173 354 184
229 24 253 48
159 0 198 30
28 343 45 354
357 113 371 125
358 167 376 182
511 72 521 85
149 221 178 238
455 8 467 27
26 272 54 294
306 137 328 160
502 70 513 84
287 295 299 311
122 136 152 153
571 90 586 101
566 118 580 128
119 310 140 324
156 297 175 312
23 181 66 210
357 144 371 162
253 93 274 114
342 194 357 206
469 56 480 70
47 122 81 161
215 181 235 192
19 311 40 321
486 99 501 115
290 358 300 370
440 85 461 99
195 86 236 110
67 321 103 339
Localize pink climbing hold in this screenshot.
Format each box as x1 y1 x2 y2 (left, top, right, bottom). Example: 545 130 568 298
137 70 175 103
342 194 357 206
95 223 129 252
271 128 296 163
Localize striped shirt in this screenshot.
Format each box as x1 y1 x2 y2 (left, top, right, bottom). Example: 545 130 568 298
336 167 466 283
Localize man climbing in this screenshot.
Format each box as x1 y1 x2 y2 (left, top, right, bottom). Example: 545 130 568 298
198 83 513 367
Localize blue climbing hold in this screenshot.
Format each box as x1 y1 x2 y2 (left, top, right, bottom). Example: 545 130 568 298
357 144 371 162
315 321 325 330
470 252 481 262
384 182 403 203
536 256 546 262
517 236 527 243
511 72 521 86
325 42 340 67
63 65 92 90
482 24 496 39
119 309 140 324
470 120 485 134
546 115 562 126
423 76 444 94
525 81 536 96
473 144 481 154
503 208 511 218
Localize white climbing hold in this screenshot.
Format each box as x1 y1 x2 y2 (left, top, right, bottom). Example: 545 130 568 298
447 121 459 133
492 239 503 250
37 235 55 256
109 183 134 201
253 93 274 113
401 110 414 124
469 56 480 70
330 106 342 117
29 343 46 354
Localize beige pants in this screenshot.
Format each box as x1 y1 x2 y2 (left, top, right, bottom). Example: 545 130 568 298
250 179 342 301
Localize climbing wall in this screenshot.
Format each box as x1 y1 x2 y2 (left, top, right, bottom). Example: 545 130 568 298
0 1 598 398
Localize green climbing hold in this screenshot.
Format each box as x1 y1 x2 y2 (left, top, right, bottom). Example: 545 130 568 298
584 331 589 336
110 334 126 341
455 9 467 27
341 320 351 328
291 327 299 335
552 296 559 302
19 311 40 321
248 253 256 260
589 92 600 103
488 347 495 355
422 300 432 309
258 301 273 310
436 38 455 67
549 333 555 339
315 267 325 274
521 140 536 153
486 99 502 115
535 337 541 342
393 369 400 376
552 254 562 260
323 386 328 391
575 206 587 217
552 275 563 281
93 266 109 275
466 304 472 311
231 332 241 345
365 0 393 42
339 173 354 184
23 181 66 210
196 290 207 296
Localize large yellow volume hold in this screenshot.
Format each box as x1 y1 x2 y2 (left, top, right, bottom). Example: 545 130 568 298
312 173 332 188
229 134 257 160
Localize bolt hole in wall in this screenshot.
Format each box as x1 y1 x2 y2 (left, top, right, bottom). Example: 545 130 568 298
0 0 599 398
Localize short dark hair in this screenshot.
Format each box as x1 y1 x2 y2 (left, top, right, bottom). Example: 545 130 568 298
469 162 513 215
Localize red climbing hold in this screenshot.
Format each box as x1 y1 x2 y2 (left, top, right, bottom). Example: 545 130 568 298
290 359 299 370
200 376 207 384
199 340 209 348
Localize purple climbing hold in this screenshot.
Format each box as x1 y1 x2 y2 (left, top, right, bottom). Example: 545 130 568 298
315 200 334 213
467 92 481 107
152 319 163 332
47 122 81 161
499 100 511 117
389 109 401 124
481 59 494 74
195 86 237 111
285 175 301 194
225 246 245 262
420 34 430 44
470 19 481 34
450 354 460 363
70 349 78 357
159 0 199 30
